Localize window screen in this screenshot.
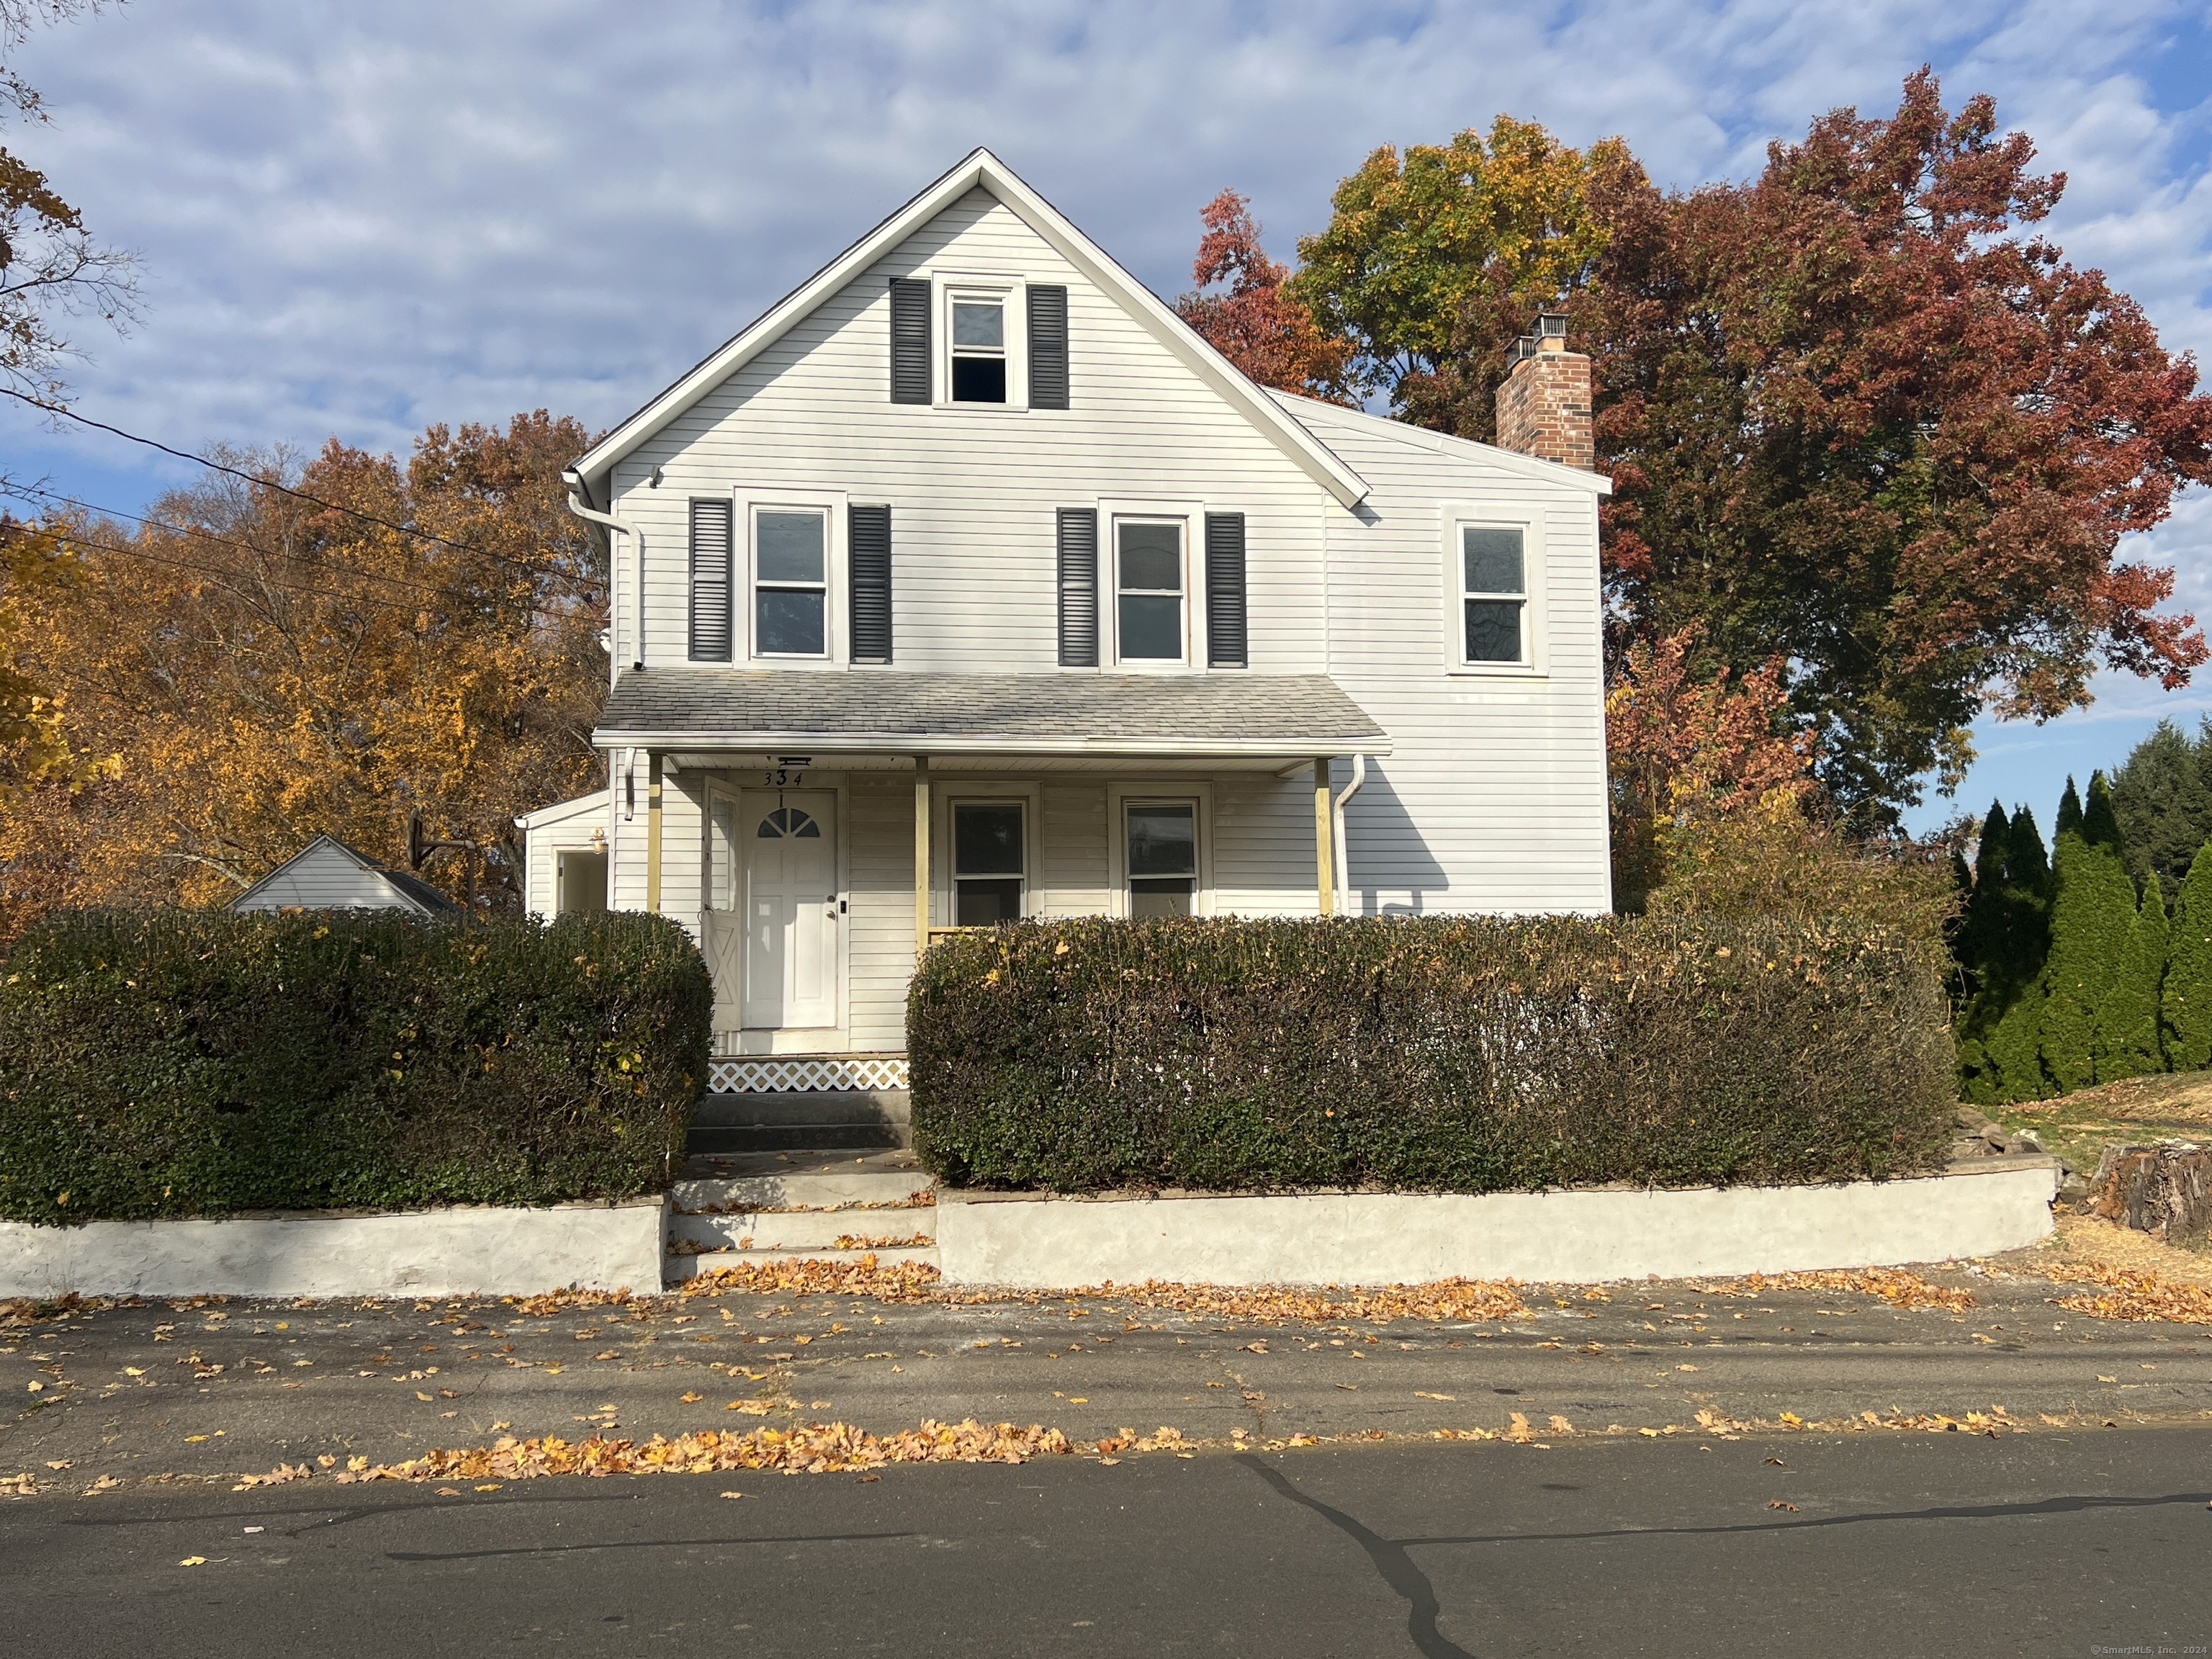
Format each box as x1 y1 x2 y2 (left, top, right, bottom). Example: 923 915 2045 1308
1127 801 1197 918
1461 525 1527 665
953 801 1025 926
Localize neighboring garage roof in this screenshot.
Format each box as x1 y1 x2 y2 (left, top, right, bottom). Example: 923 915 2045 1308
228 834 459 917
593 670 1389 757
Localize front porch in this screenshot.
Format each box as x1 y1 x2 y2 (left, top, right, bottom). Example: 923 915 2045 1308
593 668 1388 1060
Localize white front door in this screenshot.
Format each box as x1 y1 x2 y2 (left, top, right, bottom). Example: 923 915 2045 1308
737 789 837 1029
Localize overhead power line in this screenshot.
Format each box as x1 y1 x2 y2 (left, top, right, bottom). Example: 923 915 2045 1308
0 386 599 590
0 518 587 629
1 479 590 621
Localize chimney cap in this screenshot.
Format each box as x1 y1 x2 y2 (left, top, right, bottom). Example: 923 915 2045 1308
1536 311 1569 337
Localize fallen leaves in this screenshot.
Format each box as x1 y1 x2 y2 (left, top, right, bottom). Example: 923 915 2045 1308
333 1419 1076 1483
508 1288 634 1316
231 1463 312 1493
682 1256 943 1303
679 1392 703 1404
178 1556 207 1567
1691 1269 1975 1313
2041 1262 2212 1326
1766 1499 1799 1512
1413 1392 1455 1402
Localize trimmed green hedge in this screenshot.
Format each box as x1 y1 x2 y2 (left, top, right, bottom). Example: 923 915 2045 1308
909 915 1953 1194
0 909 711 1223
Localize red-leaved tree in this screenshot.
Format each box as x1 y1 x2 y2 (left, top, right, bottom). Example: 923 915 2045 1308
1581 70 2212 818
1175 190 1351 400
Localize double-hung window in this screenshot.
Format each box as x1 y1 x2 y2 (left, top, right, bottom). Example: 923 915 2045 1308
1125 801 1198 917
949 294 1007 404
1115 519 1185 663
1460 525 1528 666
753 506 828 657
952 801 1025 925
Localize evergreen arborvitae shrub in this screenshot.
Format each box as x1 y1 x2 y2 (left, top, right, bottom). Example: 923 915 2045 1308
1956 802 2053 1102
0 909 711 1224
2096 881 2170 1080
2164 839 2212 1070
909 914 1954 1195
2038 773 2138 1093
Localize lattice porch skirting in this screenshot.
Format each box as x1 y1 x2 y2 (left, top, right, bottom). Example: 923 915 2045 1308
707 1054 910 1094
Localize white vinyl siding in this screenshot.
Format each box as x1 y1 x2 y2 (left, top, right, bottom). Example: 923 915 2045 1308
1285 396 1611 917
609 189 1327 678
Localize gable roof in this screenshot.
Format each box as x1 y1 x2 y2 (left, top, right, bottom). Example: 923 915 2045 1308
1267 389 1612 496
228 834 459 918
567 148 1370 509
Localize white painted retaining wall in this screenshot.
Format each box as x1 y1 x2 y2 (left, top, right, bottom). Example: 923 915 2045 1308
0 1199 669 1299
935 1160 2060 1288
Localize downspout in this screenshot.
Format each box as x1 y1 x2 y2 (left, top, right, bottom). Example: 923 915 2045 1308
1332 753 1367 917
562 468 643 674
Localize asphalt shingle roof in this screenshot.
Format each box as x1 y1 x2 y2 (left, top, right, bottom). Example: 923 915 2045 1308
594 670 1386 752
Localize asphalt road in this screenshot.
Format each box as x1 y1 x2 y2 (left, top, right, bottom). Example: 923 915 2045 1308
4 1426 2208 1657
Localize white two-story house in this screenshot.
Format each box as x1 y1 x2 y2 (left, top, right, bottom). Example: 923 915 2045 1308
520 149 1611 1092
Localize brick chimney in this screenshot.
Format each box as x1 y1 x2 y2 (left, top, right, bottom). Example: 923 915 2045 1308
1495 313 1593 472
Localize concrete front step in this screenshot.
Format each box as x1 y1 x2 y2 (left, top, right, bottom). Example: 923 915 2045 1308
665 1241 940 1282
670 1209 935 1252
673 1147 934 1213
688 1089 913 1154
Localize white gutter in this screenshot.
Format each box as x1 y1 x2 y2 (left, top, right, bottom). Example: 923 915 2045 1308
562 471 643 674
1332 753 1367 914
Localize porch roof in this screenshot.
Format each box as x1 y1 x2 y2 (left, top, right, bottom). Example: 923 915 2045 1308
593 670 1388 758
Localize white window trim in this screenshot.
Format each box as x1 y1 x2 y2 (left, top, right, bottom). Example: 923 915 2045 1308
1106 781 1215 919
735 488 848 667
1097 498 1206 673
933 271 1028 413
932 781 1043 930
1441 500 1547 678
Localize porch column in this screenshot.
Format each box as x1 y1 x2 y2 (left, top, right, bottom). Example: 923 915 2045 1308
645 751 663 913
913 757 931 964
1313 757 1335 918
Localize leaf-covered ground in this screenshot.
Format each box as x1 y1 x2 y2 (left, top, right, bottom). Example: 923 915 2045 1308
6 1244 2210 1502
1994 1070 2212 1179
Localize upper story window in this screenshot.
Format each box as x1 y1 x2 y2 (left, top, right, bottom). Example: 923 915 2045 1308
1460 525 1527 666
950 295 1007 403
1115 518 1186 663
754 507 828 657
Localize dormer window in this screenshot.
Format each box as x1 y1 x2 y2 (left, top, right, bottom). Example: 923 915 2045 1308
950 295 1007 403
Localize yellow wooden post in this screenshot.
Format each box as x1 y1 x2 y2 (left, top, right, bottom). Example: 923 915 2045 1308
914 757 931 964
1313 757 1334 917
645 751 663 913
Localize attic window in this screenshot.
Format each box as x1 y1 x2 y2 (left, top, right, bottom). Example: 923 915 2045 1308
950 295 1007 403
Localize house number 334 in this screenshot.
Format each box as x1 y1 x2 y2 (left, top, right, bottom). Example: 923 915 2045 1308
764 769 804 787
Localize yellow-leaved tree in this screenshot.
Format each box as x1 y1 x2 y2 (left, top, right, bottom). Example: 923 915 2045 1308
0 410 607 937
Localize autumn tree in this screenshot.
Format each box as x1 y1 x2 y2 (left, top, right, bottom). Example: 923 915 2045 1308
0 411 607 936
0 1 136 403
1581 71 2212 818
1285 116 1632 436
1174 190 1349 400
1601 624 1816 911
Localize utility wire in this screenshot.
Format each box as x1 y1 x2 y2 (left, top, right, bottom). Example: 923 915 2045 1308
2 479 587 621
0 518 588 628
0 386 600 590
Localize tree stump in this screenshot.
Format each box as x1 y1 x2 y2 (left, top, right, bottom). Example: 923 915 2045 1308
2090 1142 2212 1243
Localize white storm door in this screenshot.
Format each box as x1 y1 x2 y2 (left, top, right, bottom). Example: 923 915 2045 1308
741 790 837 1029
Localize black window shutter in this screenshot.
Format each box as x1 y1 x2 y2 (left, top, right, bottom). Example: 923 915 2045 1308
1205 512 1248 668
890 277 930 404
1028 284 1069 409
1056 508 1098 668
849 504 893 664
688 498 734 662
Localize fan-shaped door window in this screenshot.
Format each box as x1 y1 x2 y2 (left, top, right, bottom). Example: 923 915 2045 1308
757 807 822 839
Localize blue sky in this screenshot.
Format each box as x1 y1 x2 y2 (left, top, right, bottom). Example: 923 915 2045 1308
4 0 2211 832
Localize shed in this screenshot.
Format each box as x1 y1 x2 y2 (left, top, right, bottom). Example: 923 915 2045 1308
228 834 459 917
